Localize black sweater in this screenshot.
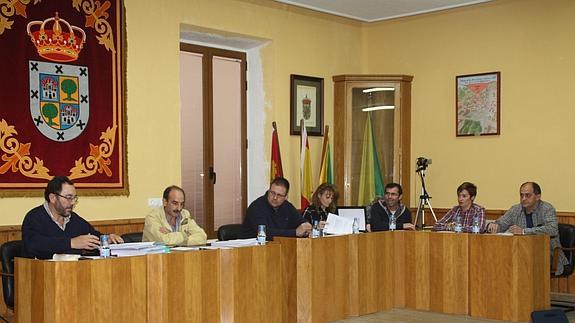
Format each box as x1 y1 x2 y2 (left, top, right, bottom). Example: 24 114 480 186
22 205 101 259
240 195 305 239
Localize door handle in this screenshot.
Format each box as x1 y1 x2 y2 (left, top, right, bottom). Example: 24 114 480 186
209 166 216 184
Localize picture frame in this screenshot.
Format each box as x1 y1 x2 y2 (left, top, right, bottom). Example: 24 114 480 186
456 71 500 136
290 74 324 136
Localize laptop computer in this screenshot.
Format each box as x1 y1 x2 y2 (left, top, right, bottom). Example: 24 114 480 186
337 206 367 231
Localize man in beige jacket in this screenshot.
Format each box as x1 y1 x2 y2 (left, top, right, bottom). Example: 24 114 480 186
143 185 207 245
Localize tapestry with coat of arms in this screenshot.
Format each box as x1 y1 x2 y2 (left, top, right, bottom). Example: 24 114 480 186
0 0 127 196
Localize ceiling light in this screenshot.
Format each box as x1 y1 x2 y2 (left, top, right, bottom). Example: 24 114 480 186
362 87 395 93
362 105 395 112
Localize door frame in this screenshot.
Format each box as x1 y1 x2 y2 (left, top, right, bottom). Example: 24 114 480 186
180 43 247 238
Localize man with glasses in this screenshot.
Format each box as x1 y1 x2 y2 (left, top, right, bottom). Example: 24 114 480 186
370 183 415 231
486 182 568 275
241 177 312 239
143 185 207 245
22 176 123 259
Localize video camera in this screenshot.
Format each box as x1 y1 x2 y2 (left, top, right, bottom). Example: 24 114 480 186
415 157 432 172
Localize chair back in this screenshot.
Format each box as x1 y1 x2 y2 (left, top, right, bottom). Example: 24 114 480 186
121 232 143 243
531 309 568 323
217 224 243 241
559 223 575 265
0 240 22 310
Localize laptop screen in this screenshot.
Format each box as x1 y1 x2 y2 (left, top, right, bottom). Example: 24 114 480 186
337 206 366 231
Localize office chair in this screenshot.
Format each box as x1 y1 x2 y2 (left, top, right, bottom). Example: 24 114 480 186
551 223 575 312
121 232 143 243
217 224 243 241
0 240 22 323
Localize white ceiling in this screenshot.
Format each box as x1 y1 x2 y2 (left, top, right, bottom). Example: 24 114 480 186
273 0 493 22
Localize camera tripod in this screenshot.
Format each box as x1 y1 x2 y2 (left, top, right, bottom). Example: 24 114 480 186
414 167 437 230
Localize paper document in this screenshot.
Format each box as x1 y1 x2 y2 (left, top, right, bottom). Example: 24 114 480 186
210 238 259 248
51 254 81 261
109 242 156 250
109 242 167 257
324 213 353 235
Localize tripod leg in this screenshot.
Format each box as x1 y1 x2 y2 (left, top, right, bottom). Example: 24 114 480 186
415 197 425 230
425 198 438 222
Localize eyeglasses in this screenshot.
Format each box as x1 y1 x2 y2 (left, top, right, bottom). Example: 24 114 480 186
268 190 287 199
55 193 79 203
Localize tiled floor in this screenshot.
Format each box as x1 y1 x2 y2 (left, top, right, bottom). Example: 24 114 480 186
335 308 575 323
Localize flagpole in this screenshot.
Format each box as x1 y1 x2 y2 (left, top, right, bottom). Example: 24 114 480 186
272 121 282 161
320 125 329 168
270 121 284 179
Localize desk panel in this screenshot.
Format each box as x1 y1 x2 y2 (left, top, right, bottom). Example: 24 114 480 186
469 234 550 321
277 235 349 323
147 251 220 323
15 233 549 323
393 231 468 314
349 231 394 316
227 243 283 323
16 244 282 323
16 256 147 323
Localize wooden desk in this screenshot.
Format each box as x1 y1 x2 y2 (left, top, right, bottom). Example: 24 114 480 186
469 234 550 321
15 243 282 323
15 233 548 323
280 231 548 322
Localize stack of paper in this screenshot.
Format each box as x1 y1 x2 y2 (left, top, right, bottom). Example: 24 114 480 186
324 213 354 235
210 238 259 248
51 254 82 261
109 242 168 257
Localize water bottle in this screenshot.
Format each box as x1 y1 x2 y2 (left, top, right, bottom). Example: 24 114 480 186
389 213 396 231
257 225 267 245
352 217 360 234
472 215 480 234
454 216 462 233
100 234 111 258
311 220 320 238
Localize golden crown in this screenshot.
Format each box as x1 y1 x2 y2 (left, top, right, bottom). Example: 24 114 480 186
27 12 86 63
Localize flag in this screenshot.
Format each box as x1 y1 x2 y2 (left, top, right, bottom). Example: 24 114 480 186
300 120 313 211
270 121 284 180
318 125 333 184
357 112 385 205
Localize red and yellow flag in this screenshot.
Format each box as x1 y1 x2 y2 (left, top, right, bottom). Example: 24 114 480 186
270 121 283 180
300 120 313 211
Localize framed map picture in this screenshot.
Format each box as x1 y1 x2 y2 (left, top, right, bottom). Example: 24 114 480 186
456 72 500 136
